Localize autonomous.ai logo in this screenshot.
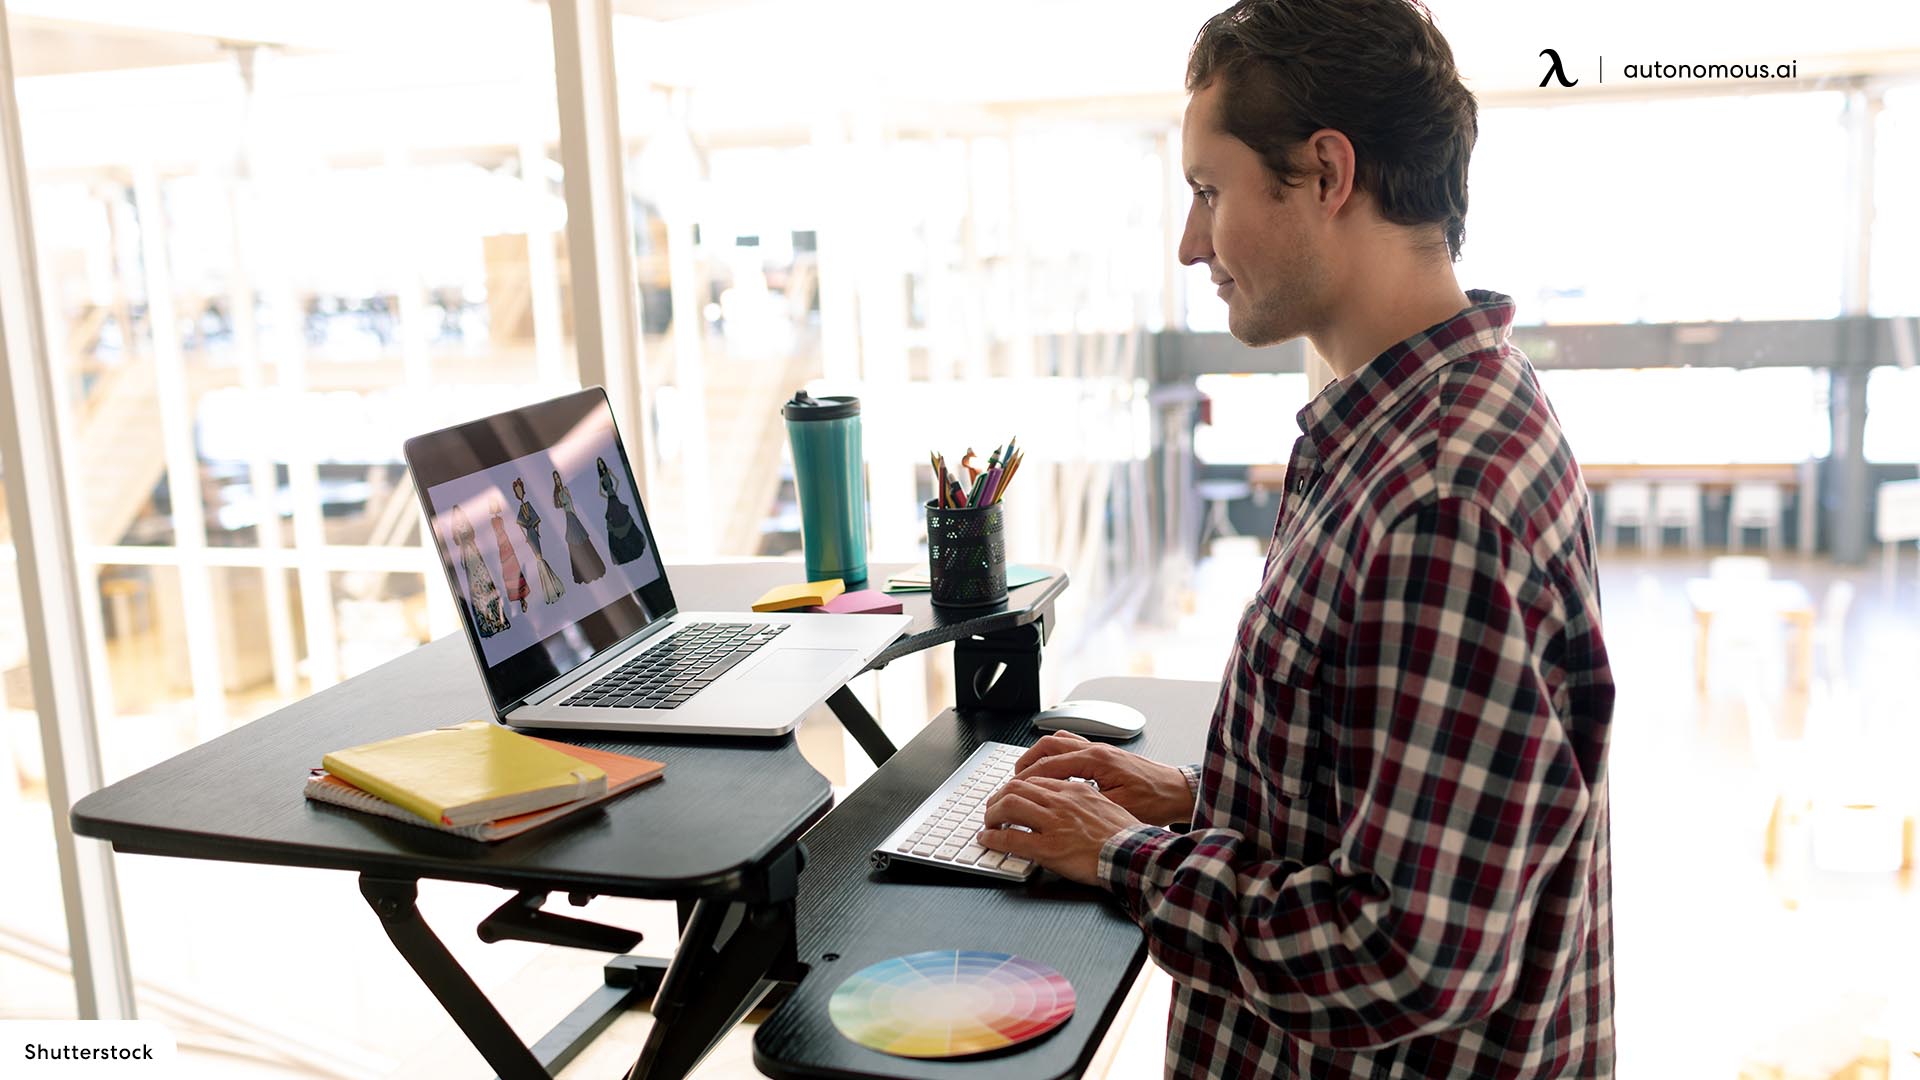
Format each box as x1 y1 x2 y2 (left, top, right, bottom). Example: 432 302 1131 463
1539 48 1578 87
1535 48 1800 87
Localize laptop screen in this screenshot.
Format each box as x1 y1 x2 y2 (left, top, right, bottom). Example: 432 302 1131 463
404 388 674 712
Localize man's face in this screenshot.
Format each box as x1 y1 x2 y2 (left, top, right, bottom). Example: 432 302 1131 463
1178 80 1327 348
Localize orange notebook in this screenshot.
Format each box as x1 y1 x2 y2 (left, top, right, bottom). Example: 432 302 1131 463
305 738 664 842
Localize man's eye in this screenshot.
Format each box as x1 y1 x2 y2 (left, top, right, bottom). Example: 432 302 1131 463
1197 190 1217 208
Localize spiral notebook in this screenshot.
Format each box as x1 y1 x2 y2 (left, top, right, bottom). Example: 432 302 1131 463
306 738 664 842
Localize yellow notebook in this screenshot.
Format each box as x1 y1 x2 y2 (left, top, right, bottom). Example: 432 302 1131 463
321 721 608 827
306 739 663 842
751 578 846 612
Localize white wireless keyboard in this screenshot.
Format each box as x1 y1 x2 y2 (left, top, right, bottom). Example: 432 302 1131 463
870 741 1039 882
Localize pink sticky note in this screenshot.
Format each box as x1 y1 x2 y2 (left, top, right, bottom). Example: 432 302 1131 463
806 589 906 615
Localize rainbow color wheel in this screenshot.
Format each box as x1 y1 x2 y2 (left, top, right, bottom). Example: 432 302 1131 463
828 950 1076 1058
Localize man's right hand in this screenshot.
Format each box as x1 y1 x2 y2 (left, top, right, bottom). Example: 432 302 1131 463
1012 733 1195 827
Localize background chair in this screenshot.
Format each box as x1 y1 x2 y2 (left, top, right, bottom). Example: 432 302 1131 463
1729 482 1785 555
1602 480 1654 554
1813 579 1855 685
1654 482 1704 553
1876 477 1920 592
1195 477 1251 555
1700 557 1779 693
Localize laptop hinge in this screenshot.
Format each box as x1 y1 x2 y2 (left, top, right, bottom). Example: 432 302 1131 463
514 617 677 710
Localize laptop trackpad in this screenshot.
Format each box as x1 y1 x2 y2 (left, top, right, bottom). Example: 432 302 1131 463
741 648 855 683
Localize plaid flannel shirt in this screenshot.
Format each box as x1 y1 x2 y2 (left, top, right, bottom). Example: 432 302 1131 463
1101 291 1614 1078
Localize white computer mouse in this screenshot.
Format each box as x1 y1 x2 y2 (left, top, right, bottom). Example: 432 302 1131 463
1032 699 1147 741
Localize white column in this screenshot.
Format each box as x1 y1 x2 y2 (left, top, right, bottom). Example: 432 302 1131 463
848 116 929 747
810 114 862 387
0 1 136 1019
1840 85 1880 318
550 0 650 495
226 51 298 697
850 115 918 563
922 130 956 386
49 197 117 724
0 638 14 808
131 162 229 739
658 93 714 555
1159 127 1184 333
960 136 989 384
241 48 339 688
383 147 434 389
1005 121 1036 380
519 135 567 388
278 307 340 689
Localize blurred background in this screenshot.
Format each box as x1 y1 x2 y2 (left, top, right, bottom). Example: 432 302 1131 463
1 1 1917 1077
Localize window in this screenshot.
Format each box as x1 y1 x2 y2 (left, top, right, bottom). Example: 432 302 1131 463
1537 367 1830 463
1866 366 1920 463
10 6 577 1065
1457 94 1848 324
1872 86 1920 315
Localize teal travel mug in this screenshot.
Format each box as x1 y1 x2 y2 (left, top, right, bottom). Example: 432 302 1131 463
783 390 868 585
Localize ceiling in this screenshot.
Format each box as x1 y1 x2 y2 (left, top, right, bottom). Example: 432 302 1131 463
7 20 236 77
8 0 1920 101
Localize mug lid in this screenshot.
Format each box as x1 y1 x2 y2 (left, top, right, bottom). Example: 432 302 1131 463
782 389 860 421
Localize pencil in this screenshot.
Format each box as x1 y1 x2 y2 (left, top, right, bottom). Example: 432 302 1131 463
997 449 1023 502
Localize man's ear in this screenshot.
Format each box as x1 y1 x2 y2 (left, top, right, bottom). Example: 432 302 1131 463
1305 128 1356 221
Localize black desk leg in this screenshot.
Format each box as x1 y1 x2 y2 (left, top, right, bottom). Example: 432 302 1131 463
955 622 1044 714
826 684 896 765
626 846 805 1080
360 876 549 1080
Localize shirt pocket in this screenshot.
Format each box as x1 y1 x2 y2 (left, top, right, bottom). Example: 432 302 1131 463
1231 606 1324 803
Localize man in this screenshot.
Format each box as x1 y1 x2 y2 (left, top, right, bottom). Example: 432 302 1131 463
977 1 1615 1076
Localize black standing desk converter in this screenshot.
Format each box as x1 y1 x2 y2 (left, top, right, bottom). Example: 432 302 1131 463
754 675 1215 1080
68 561 1069 1080
661 562 1071 767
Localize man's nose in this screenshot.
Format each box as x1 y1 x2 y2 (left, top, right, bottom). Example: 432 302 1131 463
1177 200 1211 267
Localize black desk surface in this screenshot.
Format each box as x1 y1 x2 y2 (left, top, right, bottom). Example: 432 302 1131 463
666 561 1068 667
69 561 1065 899
755 676 1218 1080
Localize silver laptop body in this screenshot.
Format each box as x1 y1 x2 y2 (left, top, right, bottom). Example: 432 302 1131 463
404 387 907 738
507 607 905 737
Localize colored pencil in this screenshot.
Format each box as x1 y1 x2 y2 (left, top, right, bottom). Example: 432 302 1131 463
997 449 1024 502
928 437 1024 508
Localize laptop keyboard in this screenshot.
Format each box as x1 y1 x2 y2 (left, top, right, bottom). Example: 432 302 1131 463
560 621 789 710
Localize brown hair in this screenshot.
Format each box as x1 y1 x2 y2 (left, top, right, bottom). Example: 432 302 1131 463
1187 0 1477 260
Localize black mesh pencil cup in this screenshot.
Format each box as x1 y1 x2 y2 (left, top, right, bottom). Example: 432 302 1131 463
925 500 1007 608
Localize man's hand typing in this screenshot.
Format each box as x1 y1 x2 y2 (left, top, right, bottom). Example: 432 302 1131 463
1012 733 1195 827
977 776 1141 886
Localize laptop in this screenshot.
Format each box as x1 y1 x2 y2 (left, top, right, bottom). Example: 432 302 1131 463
403 387 910 737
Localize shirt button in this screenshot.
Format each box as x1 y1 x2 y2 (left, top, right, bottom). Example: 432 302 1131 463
1295 477 1307 494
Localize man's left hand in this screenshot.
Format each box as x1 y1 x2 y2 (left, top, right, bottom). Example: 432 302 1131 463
978 777 1143 886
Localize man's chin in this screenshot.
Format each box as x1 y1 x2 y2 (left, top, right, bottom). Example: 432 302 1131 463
1226 311 1300 349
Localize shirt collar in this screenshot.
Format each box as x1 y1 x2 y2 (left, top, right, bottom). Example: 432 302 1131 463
1295 289 1517 463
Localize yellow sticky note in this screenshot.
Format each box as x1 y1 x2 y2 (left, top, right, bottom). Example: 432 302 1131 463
751 578 845 612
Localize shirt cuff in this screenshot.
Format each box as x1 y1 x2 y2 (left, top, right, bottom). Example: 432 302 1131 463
1163 764 1201 832
1098 823 1178 918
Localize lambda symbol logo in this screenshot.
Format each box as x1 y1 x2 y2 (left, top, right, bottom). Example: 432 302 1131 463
1539 48 1579 87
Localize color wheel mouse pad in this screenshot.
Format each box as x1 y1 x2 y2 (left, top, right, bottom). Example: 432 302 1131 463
827 949 1076 1058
